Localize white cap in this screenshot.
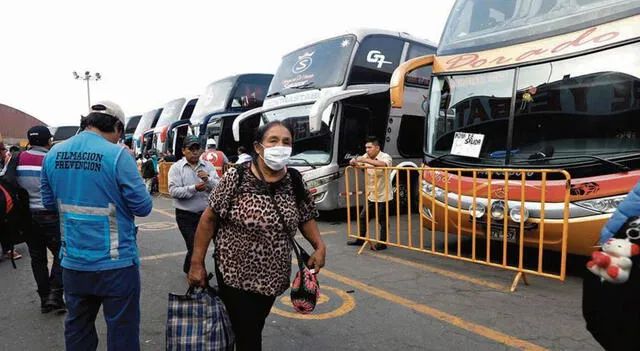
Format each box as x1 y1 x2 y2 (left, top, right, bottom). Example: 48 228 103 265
87 100 125 124
206 138 216 147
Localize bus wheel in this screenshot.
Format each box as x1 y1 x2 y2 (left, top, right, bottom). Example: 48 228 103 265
392 174 419 213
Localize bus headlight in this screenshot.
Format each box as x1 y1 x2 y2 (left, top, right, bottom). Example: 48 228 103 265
422 181 444 197
575 195 626 214
306 173 339 190
490 201 506 220
509 206 530 223
468 203 486 218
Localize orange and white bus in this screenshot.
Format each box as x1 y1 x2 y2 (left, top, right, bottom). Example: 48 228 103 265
391 0 640 256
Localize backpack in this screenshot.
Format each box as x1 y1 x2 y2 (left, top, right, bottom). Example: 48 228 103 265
0 151 30 268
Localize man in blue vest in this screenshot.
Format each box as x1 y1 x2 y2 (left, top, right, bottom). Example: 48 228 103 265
41 101 153 351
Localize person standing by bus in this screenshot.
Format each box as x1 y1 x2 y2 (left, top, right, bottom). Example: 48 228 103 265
347 137 392 250
200 139 228 176
168 136 219 274
41 101 153 350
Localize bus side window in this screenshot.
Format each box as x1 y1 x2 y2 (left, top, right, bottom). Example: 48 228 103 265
397 115 425 158
339 105 372 166
348 35 404 85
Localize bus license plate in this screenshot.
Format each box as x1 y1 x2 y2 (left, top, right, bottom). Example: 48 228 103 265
489 227 518 243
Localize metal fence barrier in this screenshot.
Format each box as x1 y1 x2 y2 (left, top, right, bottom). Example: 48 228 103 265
345 166 571 292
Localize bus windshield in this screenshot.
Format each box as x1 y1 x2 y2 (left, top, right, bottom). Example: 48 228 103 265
134 109 159 136
52 126 79 142
266 110 335 166
156 99 186 127
125 115 141 134
268 35 356 97
190 79 235 125
439 0 640 55
427 41 640 167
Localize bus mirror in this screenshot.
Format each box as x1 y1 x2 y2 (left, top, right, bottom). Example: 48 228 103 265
308 89 370 133
390 54 435 108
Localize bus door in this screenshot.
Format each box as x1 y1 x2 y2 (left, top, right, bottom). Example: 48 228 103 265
169 121 191 160
233 114 261 152
337 104 374 208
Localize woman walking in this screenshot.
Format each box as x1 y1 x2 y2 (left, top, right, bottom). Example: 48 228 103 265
188 121 326 350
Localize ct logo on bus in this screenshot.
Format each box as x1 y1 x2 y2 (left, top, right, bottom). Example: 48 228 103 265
366 50 392 69
292 52 314 74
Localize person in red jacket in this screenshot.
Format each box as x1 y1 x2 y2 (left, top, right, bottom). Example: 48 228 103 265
200 138 228 177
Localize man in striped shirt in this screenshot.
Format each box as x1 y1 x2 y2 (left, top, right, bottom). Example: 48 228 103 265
17 125 65 313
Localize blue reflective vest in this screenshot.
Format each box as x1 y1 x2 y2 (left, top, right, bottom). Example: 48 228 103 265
41 131 153 271
601 180 640 244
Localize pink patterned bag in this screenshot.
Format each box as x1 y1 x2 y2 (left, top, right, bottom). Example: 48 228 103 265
290 239 319 314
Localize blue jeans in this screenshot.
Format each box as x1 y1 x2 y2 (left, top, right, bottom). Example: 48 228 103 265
63 265 141 351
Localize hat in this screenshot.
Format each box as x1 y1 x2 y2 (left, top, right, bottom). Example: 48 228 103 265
206 138 216 147
182 135 200 149
87 100 125 124
27 125 52 146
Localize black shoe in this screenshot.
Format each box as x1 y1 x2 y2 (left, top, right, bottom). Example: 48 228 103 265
44 289 67 313
38 290 52 314
372 243 388 251
346 239 365 246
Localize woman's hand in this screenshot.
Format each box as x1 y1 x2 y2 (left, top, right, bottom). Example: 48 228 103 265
188 262 208 287
307 245 326 274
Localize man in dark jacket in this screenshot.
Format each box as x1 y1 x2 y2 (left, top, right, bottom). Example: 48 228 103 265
141 152 156 194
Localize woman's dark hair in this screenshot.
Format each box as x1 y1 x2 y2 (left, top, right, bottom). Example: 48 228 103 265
254 121 294 144
84 112 124 135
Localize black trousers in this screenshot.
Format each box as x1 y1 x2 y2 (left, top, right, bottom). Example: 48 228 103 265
175 209 202 274
25 211 63 294
358 202 388 242
215 265 276 351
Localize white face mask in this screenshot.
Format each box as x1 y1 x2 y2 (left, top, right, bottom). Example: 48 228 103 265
260 144 292 171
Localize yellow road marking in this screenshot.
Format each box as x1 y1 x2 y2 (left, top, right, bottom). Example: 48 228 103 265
140 251 186 261
151 208 337 236
365 251 509 292
137 248 547 349
321 269 549 351
270 285 356 320
152 208 176 219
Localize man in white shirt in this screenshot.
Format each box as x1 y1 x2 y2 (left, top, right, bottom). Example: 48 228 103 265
347 137 392 250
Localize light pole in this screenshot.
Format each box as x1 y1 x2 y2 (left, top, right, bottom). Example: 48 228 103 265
73 71 101 110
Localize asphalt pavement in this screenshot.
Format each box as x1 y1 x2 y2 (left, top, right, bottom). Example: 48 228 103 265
0 196 601 350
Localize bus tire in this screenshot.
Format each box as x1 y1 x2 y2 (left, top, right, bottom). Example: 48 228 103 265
392 172 419 213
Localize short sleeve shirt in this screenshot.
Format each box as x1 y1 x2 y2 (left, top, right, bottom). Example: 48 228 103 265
361 151 393 202
208 164 318 296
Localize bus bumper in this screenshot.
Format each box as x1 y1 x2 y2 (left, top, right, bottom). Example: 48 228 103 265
420 192 608 256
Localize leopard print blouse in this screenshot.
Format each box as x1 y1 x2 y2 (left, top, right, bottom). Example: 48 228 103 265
208 164 318 296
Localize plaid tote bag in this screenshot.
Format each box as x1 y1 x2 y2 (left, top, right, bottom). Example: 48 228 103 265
166 281 234 351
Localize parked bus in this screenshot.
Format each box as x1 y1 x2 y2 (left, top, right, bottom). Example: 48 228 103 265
152 97 198 159
123 115 141 148
188 73 272 157
133 108 162 156
51 125 80 144
233 29 436 211
390 0 640 256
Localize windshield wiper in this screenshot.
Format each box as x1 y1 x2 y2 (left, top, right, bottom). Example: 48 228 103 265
290 81 316 90
288 157 316 169
427 154 496 167
266 91 282 98
511 155 631 172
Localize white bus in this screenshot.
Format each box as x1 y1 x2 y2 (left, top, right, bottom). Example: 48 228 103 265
233 29 436 211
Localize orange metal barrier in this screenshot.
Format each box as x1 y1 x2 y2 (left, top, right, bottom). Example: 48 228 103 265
158 162 173 195
345 166 571 292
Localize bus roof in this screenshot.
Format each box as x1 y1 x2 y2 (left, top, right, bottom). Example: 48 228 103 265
280 28 437 58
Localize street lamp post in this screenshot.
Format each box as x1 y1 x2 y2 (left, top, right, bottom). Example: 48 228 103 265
73 71 101 110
